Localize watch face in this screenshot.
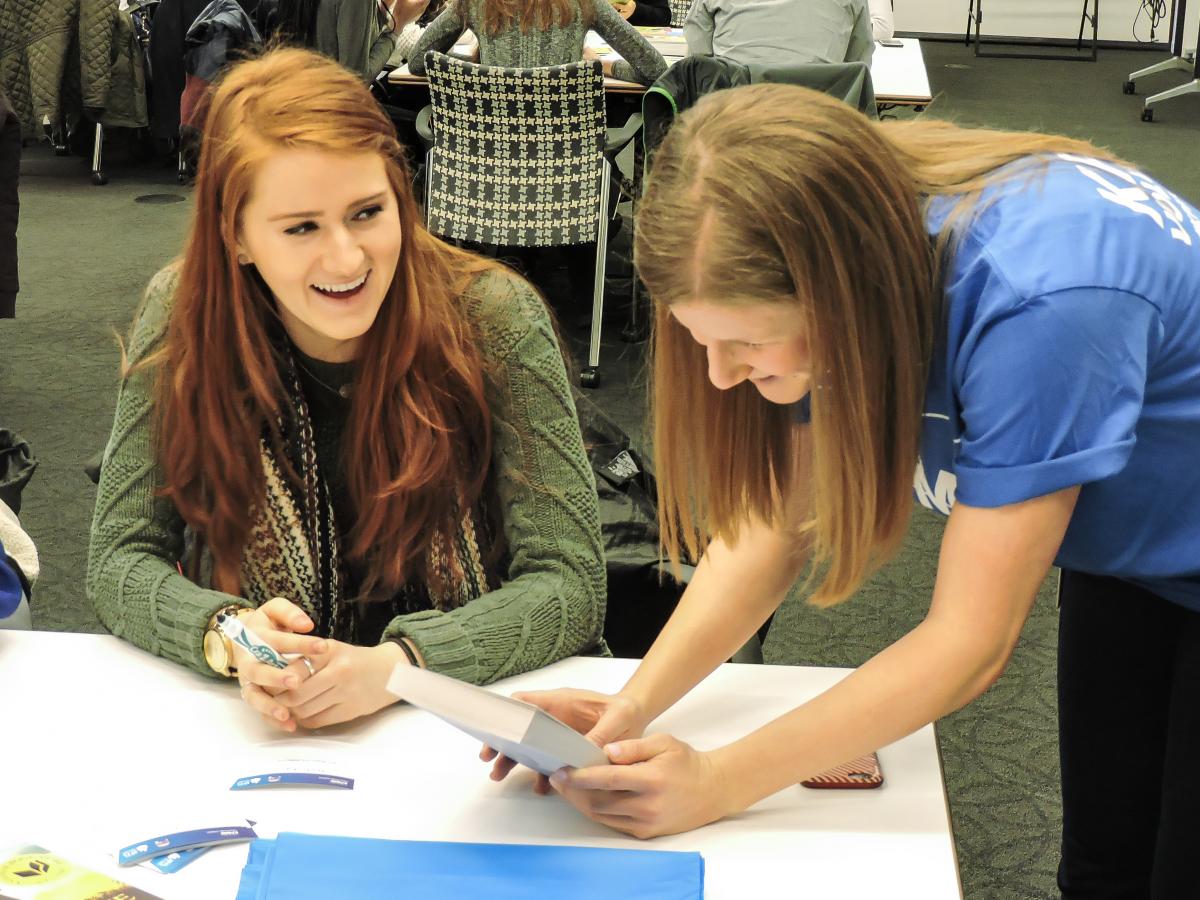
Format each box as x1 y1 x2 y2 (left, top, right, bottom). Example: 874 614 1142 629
204 628 229 672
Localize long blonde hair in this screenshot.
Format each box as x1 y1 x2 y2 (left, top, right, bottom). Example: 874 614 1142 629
464 0 594 35
638 84 1120 606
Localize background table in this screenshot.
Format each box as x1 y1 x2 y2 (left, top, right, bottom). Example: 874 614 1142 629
390 33 933 106
2 631 961 898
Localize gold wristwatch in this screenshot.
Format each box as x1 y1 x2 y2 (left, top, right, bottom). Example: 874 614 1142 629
203 605 252 677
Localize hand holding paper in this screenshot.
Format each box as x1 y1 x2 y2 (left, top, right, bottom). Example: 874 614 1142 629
482 688 649 788
233 598 327 734
549 733 733 840
385 665 608 776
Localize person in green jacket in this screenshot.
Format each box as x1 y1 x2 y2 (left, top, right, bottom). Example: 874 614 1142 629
277 0 433 80
87 47 606 734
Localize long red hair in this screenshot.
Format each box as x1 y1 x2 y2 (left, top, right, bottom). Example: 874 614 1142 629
151 47 499 596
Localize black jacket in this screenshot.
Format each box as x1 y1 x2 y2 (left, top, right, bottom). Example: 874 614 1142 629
642 54 876 158
0 87 19 319
627 0 669 26
179 0 262 129
150 0 213 139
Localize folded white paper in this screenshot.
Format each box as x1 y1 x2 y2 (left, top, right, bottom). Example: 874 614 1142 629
386 665 608 776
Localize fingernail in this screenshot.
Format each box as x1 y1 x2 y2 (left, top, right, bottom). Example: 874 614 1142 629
275 709 288 721
605 744 620 760
549 770 566 784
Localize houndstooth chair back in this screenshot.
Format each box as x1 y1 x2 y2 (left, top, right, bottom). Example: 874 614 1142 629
423 52 607 248
668 0 694 26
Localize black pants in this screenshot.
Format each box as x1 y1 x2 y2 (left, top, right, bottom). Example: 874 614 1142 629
1057 570 1200 899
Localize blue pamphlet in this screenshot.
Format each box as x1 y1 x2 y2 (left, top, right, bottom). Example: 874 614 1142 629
237 833 704 899
119 826 258 866
231 772 354 790
146 846 210 874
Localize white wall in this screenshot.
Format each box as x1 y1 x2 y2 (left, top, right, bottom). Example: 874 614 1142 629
895 0 1195 46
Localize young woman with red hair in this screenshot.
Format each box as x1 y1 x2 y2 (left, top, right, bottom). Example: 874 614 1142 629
87 47 605 733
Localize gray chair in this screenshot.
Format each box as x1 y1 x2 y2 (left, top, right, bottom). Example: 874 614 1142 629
418 52 641 388
668 0 694 27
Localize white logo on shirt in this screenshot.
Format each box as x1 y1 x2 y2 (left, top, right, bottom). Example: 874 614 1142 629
1059 154 1200 248
913 462 957 515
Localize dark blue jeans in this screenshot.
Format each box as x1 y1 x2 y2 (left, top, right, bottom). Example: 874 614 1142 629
1057 570 1200 899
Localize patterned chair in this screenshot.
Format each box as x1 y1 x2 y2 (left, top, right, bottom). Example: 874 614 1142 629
420 51 637 388
668 0 694 27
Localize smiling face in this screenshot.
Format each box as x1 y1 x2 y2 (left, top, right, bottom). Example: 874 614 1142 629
237 148 402 362
669 300 812 405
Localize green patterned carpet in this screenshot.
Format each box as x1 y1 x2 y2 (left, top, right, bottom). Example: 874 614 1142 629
765 509 1062 898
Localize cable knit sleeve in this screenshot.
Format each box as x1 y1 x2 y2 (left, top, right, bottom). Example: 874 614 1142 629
86 266 247 676
593 1 667 84
381 270 607 684
407 6 466 75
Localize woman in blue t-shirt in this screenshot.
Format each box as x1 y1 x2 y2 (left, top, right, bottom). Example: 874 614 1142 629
489 85 1200 896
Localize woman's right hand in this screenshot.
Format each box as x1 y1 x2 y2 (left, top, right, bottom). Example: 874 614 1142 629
481 689 650 790
232 597 328 733
389 0 431 30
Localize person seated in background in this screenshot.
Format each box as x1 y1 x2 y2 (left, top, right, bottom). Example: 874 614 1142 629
410 0 664 319
87 48 606 734
685 0 873 68
410 0 667 85
610 0 669 26
869 0 894 41
275 0 433 81
0 500 37 630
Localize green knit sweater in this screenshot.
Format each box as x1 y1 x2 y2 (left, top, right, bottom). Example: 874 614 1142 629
409 0 668 85
87 265 607 684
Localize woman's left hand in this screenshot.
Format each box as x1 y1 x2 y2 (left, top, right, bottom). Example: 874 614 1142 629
273 640 408 729
548 734 734 839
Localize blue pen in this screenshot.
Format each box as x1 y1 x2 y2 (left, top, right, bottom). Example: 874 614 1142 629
217 613 290 669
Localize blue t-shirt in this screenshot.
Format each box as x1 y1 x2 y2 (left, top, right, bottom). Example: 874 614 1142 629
916 154 1200 610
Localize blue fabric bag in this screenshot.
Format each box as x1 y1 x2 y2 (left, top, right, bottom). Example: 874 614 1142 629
237 832 704 899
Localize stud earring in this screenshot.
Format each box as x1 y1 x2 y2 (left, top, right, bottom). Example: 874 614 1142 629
237 254 251 266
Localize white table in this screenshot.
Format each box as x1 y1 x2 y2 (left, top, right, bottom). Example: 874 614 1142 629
2 631 961 898
391 32 933 106
584 32 931 105
869 38 933 106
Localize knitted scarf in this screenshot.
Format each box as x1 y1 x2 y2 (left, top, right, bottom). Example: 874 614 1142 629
236 350 497 640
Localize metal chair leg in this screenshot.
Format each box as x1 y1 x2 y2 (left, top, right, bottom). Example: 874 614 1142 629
91 123 108 186
425 149 433 215
620 141 649 344
581 161 612 389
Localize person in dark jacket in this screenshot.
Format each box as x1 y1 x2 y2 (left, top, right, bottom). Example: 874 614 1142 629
150 0 212 142
0 87 20 319
610 0 669 25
